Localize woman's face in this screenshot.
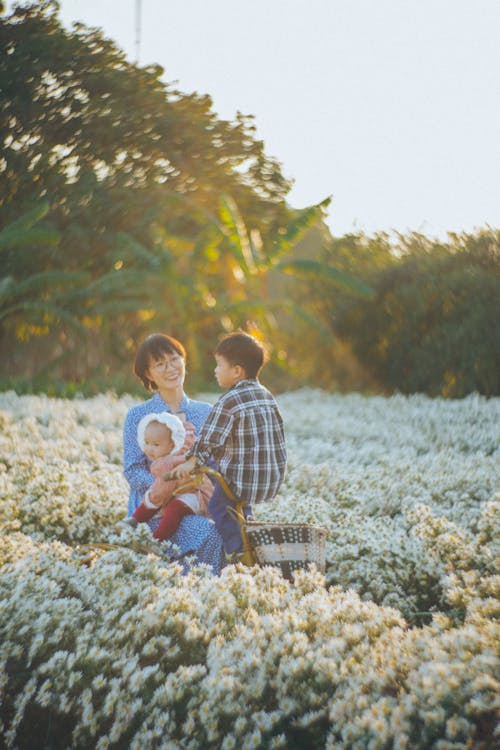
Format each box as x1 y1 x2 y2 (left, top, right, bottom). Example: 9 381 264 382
146 350 185 391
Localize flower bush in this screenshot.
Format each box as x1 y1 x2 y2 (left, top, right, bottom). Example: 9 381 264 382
0 389 498 749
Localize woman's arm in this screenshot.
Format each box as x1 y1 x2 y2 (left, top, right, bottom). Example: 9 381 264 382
124 401 213 506
149 453 184 478
123 409 153 497
149 455 205 506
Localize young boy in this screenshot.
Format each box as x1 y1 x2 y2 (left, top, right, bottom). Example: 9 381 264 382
172 332 287 560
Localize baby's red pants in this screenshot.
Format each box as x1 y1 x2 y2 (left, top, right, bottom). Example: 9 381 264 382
133 498 194 540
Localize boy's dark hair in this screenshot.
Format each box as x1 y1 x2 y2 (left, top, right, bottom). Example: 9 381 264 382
215 332 265 379
134 333 186 391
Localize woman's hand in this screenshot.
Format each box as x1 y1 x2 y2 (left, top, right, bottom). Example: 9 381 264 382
170 455 197 479
181 421 196 450
148 476 178 507
150 454 183 478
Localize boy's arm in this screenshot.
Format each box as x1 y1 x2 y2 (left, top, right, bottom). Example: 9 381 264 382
171 404 234 478
185 403 234 466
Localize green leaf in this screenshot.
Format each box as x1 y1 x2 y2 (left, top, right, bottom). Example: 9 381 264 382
83 269 152 296
0 301 87 333
213 297 333 341
8 270 90 298
86 298 154 315
0 276 16 298
0 227 61 251
281 301 333 340
219 194 258 274
271 198 331 258
248 227 264 266
277 258 375 299
0 202 50 232
114 232 161 270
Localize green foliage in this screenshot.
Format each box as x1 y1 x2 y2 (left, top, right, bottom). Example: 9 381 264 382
0 202 87 334
0 3 369 394
276 257 375 298
331 229 500 396
0 0 310 385
0 202 59 250
3 3 493 398
1 1 291 229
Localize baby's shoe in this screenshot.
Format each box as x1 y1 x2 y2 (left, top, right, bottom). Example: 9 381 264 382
116 517 138 532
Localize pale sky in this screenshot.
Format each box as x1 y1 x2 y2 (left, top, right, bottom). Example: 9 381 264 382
9 0 500 238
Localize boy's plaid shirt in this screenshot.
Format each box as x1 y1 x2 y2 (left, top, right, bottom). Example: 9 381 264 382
187 379 287 504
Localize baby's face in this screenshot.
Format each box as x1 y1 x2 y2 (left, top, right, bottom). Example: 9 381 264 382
143 421 175 461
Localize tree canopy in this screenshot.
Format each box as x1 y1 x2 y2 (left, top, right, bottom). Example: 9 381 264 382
0 1 339 389
302 229 500 396
3 2 497 397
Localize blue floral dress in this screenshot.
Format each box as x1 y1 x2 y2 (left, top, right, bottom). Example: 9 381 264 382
123 392 225 574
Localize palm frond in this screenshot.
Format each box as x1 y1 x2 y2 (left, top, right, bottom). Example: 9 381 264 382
87 299 154 316
213 297 333 341
0 276 16 298
0 227 61 251
267 198 331 262
0 301 87 333
114 232 161 270
0 202 50 232
281 301 333 340
219 194 258 274
8 270 90 298
277 258 375 299
83 269 153 296
249 228 264 266
0 202 61 252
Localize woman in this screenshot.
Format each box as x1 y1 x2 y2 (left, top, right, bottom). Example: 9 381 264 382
123 333 225 573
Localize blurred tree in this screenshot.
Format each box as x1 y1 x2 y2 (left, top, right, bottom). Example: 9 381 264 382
273 230 391 390
168 193 375 384
0 202 83 336
0 0 309 385
99 193 366 386
332 229 500 396
0 1 291 236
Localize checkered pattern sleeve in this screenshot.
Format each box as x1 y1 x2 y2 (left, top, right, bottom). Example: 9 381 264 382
187 401 234 466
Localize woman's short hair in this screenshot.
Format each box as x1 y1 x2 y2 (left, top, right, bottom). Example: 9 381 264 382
134 334 186 391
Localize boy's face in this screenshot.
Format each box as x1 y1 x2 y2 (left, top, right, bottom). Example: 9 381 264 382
143 421 175 461
214 354 243 389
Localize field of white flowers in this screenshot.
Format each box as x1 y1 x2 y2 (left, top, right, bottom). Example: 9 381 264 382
0 389 498 749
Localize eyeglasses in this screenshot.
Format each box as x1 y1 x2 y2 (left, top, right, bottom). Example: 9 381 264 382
149 354 183 372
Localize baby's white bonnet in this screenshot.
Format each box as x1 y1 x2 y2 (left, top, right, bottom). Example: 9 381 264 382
137 412 186 454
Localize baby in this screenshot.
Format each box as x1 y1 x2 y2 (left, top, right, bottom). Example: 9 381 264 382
119 412 210 540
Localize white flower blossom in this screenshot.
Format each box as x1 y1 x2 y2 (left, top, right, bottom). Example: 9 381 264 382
0 389 498 749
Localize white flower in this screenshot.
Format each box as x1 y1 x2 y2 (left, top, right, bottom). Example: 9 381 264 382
221 734 236 750
1 390 498 750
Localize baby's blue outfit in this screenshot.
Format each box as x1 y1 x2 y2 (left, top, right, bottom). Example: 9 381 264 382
123 392 225 574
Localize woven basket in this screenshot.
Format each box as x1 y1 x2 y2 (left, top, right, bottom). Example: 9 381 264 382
245 521 327 580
